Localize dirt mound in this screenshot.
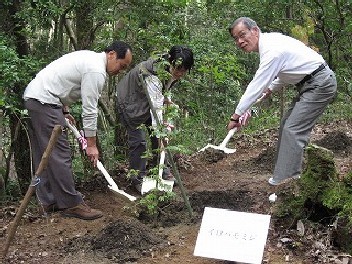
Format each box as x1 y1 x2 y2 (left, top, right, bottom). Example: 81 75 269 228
235 146 276 173
64 217 167 263
198 148 227 163
137 189 253 227
313 131 352 155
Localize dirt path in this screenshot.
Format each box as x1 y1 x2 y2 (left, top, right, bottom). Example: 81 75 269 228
1 120 351 264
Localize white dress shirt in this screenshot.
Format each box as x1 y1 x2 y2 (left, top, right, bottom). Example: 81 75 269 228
235 32 325 115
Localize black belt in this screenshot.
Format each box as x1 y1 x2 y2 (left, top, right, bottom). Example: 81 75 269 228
295 62 327 87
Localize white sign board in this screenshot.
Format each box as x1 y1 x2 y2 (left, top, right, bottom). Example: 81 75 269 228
194 207 271 264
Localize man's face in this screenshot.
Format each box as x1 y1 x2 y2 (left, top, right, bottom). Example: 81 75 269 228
230 22 259 52
170 66 187 80
106 50 132 75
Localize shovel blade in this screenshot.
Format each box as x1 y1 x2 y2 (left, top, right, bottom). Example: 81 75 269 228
158 179 174 192
199 144 236 154
141 177 157 195
108 186 137 201
141 178 175 194
221 147 236 154
198 144 217 152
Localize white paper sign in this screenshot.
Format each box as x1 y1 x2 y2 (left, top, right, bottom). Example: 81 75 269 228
194 207 271 264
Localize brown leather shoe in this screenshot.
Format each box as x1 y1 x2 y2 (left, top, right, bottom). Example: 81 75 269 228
62 203 103 220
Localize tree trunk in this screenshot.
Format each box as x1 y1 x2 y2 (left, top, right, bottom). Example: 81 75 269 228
7 0 32 194
0 109 4 195
75 0 97 50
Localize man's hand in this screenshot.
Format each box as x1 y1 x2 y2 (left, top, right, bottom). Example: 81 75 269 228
227 91 269 130
86 146 99 166
86 137 99 166
227 110 252 130
164 122 175 132
227 114 241 130
262 88 272 99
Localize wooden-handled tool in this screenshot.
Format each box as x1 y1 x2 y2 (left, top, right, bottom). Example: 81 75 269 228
2 125 62 259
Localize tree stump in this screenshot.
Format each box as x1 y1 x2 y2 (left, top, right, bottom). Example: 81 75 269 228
278 144 352 254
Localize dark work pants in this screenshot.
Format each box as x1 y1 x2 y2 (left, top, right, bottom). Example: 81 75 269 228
25 99 83 208
120 115 159 180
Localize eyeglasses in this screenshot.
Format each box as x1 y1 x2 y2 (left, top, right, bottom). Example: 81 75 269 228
232 29 251 43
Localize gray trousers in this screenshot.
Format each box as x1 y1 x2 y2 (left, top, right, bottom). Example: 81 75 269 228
25 99 83 208
273 67 337 181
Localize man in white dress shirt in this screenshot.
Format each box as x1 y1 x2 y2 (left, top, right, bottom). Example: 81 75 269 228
227 17 337 185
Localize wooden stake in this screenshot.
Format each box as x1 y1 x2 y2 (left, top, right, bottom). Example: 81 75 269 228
2 125 62 259
138 71 193 217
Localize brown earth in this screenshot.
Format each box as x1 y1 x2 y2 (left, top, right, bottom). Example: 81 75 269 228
1 120 352 264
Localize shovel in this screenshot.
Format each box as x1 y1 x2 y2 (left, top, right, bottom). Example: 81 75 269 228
198 93 266 154
198 128 238 154
140 140 174 194
137 73 175 194
157 142 174 192
65 119 137 202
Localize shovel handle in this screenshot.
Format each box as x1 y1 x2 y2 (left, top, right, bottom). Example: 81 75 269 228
158 140 166 178
65 119 81 139
219 128 238 148
65 119 137 202
219 93 266 148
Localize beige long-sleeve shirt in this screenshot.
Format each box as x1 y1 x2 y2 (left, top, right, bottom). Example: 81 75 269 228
24 51 107 137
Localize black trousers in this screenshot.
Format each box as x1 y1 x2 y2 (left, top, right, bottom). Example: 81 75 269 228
120 114 164 180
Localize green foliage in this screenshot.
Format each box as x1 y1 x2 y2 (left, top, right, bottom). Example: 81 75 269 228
0 36 41 115
16 0 65 30
322 171 352 225
171 46 246 148
138 189 175 216
150 54 173 84
1 180 22 202
323 183 350 210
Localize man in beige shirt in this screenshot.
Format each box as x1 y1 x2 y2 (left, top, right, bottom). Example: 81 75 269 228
24 41 132 220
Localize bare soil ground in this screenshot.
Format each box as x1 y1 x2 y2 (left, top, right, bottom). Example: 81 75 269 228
1 120 352 264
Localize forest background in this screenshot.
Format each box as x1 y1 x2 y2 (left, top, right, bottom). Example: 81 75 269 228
1 0 352 198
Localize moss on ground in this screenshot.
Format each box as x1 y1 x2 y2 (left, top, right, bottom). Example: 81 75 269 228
276 144 352 253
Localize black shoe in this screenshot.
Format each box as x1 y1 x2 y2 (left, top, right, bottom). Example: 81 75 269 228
162 168 176 181
131 177 143 194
